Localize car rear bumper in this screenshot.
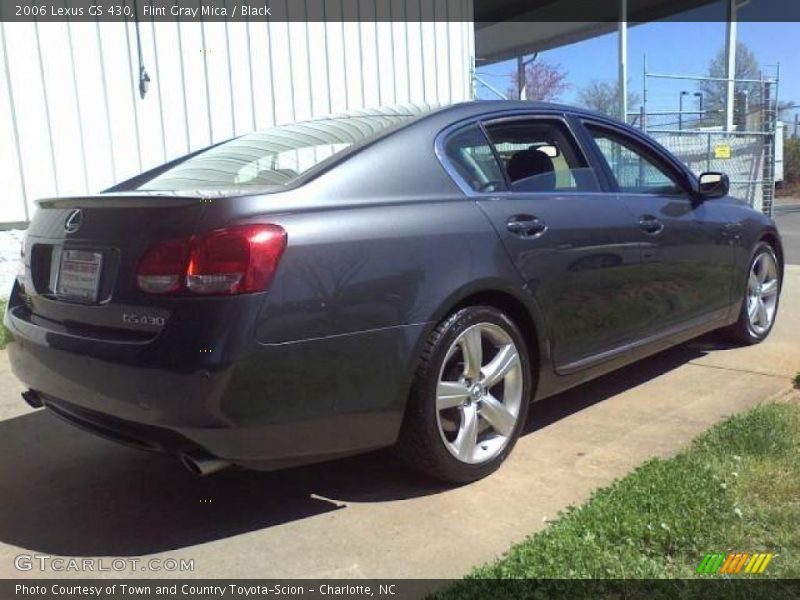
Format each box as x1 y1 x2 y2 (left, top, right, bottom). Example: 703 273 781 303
5 301 425 470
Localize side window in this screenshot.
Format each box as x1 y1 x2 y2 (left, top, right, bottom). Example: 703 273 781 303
443 125 507 193
483 120 599 193
588 126 686 196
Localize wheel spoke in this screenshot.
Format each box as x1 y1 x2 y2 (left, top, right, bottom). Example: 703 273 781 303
482 344 519 389
748 297 759 320
761 279 778 298
756 299 769 327
437 381 470 410
748 272 759 293
756 255 769 283
452 404 478 462
479 394 516 437
460 328 483 380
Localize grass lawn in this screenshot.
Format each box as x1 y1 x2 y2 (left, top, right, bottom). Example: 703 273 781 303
442 400 800 588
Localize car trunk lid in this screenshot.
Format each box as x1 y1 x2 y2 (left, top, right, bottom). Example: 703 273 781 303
18 193 208 338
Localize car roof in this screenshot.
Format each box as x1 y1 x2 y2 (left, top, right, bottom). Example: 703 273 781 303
420 100 627 130
291 100 621 131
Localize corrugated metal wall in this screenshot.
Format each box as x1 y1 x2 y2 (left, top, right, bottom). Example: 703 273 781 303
0 1 475 223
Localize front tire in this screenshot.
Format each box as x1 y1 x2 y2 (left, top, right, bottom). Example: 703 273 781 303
721 242 781 345
397 306 532 483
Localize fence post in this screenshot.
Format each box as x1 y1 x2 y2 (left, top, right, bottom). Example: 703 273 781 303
761 81 775 217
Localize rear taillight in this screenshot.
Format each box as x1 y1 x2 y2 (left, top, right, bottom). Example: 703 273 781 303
137 225 287 296
137 239 191 294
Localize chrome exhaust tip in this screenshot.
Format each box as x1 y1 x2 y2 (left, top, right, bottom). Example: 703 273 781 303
22 390 43 409
179 453 231 477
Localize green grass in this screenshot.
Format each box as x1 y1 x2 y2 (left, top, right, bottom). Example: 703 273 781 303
442 402 800 588
0 299 10 350
794 372 800 390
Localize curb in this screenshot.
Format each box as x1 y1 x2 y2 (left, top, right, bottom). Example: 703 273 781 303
774 203 800 215
765 385 800 405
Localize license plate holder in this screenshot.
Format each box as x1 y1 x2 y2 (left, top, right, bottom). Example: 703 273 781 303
55 249 103 302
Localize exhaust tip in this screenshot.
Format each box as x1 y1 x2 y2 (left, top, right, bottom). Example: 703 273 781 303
22 390 43 409
180 453 231 477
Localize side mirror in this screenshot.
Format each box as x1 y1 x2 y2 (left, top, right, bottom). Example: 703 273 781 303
695 172 730 200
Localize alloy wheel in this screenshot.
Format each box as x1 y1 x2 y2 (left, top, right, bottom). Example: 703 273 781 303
746 250 779 336
435 322 524 465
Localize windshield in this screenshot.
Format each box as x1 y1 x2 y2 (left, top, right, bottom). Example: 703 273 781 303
138 111 417 191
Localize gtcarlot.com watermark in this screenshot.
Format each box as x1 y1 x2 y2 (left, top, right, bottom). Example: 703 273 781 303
14 554 195 573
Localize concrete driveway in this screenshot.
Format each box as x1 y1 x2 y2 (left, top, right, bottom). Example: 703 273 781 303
0 268 798 580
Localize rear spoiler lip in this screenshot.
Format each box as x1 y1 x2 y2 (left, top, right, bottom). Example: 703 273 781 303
36 192 213 209
36 196 200 208
35 187 286 209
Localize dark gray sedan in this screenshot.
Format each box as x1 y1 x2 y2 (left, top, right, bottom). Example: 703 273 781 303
5 101 783 483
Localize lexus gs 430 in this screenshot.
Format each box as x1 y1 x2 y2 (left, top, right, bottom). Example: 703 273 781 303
6 102 783 483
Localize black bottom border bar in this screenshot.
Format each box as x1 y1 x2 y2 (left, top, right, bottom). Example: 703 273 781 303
5 579 800 600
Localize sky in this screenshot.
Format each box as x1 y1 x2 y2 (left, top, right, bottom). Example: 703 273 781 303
476 21 800 130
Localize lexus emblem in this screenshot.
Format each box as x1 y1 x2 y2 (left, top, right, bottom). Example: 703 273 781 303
64 209 83 234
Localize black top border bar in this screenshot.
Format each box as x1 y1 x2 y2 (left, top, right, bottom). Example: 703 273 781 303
1 0 799 23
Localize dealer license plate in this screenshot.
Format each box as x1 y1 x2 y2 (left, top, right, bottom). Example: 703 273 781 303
56 249 103 302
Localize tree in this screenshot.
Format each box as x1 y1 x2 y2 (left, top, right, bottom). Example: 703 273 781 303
697 42 762 121
785 138 800 185
508 60 569 102
576 80 641 119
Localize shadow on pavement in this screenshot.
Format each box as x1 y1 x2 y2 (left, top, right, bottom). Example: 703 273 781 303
0 338 713 557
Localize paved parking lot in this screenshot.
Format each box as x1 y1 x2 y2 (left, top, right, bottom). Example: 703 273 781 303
0 267 797 580
776 212 800 265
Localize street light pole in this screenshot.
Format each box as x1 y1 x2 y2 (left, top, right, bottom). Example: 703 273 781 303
679 91 689 131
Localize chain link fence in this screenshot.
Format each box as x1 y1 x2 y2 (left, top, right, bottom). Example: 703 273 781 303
648 129 770 210
631 67 779 215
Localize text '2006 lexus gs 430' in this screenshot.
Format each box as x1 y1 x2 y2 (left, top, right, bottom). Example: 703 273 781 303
6 102 783 483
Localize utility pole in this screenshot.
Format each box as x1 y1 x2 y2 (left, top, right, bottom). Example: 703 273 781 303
725 0 738 132
516 53 538 101
619 0 628 122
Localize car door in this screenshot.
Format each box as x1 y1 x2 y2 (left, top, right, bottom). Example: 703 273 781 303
580 120 736 335
441 115 643 372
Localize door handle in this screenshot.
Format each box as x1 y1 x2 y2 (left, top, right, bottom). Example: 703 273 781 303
638 215 664 236
506 215 548 238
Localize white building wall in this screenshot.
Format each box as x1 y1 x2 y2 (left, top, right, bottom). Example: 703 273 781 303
0 1 475 224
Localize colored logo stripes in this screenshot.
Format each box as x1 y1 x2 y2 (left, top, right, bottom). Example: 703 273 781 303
697 552 775 574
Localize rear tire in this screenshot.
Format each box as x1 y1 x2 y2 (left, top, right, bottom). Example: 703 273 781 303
719 242 781 345
397 306 532 484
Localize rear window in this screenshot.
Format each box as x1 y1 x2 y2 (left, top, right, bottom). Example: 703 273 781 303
138 113 414 191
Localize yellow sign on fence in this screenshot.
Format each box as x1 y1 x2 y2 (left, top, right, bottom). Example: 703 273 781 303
714 144 732 159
